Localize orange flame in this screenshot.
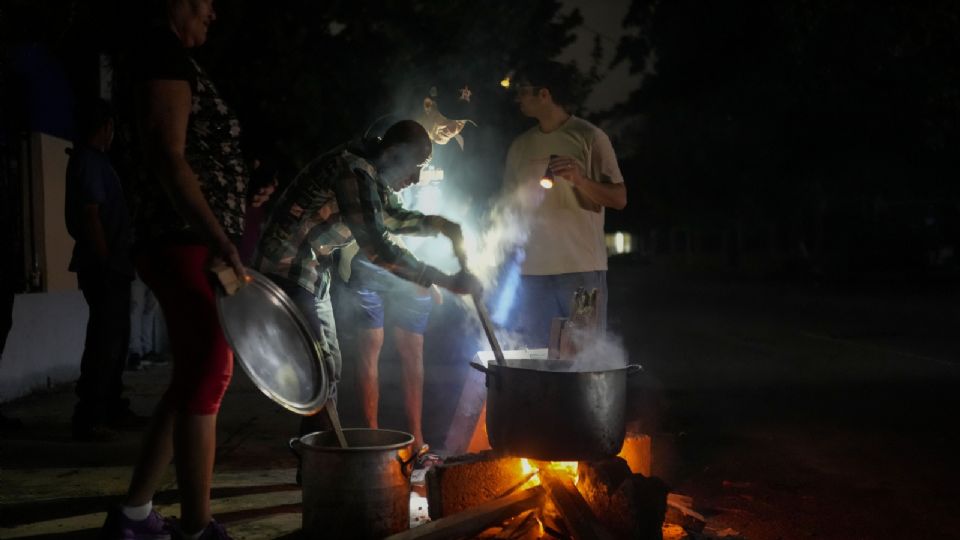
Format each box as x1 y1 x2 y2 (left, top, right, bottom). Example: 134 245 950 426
519 458 579 487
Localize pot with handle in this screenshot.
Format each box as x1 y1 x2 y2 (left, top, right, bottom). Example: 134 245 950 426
471 358 642 461
290 428 425 538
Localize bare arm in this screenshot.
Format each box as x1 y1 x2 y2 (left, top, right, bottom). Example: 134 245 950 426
137 79 245 279
550 155 627 210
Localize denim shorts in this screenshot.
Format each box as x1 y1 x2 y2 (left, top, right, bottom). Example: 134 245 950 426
346 258 433 334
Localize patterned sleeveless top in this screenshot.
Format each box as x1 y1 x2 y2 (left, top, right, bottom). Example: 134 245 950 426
119 28 248 244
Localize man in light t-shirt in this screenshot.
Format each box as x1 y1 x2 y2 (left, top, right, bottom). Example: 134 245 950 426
503 61 627 347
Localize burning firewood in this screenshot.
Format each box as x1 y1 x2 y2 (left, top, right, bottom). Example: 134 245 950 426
539 468 616 540
384 486 545 540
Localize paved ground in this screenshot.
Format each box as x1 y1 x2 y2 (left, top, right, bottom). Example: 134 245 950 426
2 262 959 538
612 262 960 539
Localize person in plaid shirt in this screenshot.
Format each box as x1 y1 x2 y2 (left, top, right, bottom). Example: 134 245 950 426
254 120 479 438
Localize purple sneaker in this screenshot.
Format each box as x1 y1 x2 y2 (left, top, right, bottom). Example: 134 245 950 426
173 520 232 540
100 507 172 540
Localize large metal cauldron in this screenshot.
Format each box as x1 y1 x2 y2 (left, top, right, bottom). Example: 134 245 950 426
290 428 417 538
472 358 642 461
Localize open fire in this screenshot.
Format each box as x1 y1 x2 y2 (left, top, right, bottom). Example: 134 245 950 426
412 442 665 540
519 458 579 488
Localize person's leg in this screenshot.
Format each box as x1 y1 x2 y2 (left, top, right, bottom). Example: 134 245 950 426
172 412 218 533
74 272 113 436
393 327 424 446
346 260 389 430
104 275 134 419
387 281 433 449
125 245 232 534
357 327 384 429
125 395 175 505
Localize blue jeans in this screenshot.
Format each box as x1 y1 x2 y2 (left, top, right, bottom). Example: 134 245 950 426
269 273 341 434
509 271 608 349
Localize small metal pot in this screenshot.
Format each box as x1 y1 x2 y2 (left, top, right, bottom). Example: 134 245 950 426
290 428 419 538
472 359 642 461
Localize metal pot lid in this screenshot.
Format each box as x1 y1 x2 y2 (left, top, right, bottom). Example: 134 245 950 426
216 269 328 415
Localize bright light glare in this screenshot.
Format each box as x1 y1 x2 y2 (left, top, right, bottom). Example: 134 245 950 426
500 77 511 89
539 177 554 189
420 166 444 183
615 232 625 254
416 185 442 215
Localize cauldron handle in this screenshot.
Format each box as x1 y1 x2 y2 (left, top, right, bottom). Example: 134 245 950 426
398 445 430 477
626 364 643 376
469 361 491 374
289 437 303 458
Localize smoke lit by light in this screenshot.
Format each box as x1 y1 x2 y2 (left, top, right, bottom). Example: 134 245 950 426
491 255 522 325
415 184 442 215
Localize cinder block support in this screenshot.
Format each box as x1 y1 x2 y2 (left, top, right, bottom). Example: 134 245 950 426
425 451 527 519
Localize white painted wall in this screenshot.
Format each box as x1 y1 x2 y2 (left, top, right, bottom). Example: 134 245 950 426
0 291 87 402
34 132 76 293
0 132 86 403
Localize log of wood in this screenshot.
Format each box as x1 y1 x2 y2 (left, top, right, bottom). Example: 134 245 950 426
492 510 540 539
383 486 545 540
665 492 706 533
539 469 616 540
577 457 668 540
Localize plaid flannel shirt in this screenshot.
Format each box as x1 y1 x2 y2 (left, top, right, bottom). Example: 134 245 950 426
254 142 440 295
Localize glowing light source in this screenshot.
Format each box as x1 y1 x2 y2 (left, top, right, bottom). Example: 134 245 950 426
605 231 633 255
419 166 444 183
539 177 554 189
500 77 511 89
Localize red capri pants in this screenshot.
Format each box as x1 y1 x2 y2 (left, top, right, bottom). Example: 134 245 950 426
137 244 233 415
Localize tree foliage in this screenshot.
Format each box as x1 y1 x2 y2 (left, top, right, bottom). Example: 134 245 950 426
612 0 960 259
197 0 584 171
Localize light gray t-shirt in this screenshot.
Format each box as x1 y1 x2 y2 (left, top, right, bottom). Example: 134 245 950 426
503 116 624 275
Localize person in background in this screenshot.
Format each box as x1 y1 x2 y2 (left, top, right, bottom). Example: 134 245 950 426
338 82 475 453
128 271 169 370
102 0 248 538
503 61 627 347
255 120 481 454
237 156 279 265
64 98 141 441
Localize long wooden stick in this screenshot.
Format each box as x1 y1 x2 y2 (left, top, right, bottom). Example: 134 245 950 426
472 292 506 366
383 486 545 540
324 400 348 448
